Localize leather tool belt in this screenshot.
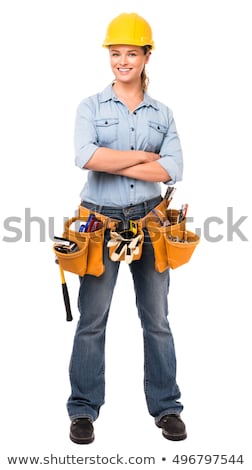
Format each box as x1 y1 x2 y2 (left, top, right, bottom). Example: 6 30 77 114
53 198 200 277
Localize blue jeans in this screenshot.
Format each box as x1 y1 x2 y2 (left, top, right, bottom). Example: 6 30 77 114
67 196 183 423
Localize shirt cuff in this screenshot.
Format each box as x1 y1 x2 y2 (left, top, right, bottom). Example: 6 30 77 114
75 144 98 169
157 157 183 185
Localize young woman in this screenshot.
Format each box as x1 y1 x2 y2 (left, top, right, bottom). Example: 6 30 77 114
67 12 186 444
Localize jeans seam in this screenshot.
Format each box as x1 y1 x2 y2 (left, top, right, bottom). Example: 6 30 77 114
155 409 183 423
70 413 95 422
143 334 149 398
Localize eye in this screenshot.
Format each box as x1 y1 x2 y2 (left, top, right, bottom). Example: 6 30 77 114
128 53 136 57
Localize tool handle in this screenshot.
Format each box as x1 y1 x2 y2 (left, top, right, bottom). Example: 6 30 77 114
62 282 73 321
64 216 87 232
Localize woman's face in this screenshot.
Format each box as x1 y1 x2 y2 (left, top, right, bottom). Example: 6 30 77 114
109 45 151 85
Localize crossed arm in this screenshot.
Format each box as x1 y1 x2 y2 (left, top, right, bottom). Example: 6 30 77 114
84 147 171 183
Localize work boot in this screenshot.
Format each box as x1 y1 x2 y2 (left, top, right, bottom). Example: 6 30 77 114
70 418 94 444
156 414 187 441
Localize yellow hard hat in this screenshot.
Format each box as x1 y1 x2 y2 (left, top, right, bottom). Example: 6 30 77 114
102 13 155 49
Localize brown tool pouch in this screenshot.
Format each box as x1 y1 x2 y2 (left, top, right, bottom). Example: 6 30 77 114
53 213 106 277
78 204 114 276
164 228 200 269
145 206 200 272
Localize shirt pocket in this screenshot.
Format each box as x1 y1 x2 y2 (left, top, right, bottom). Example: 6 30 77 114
95 117 119 146
147 120 168 152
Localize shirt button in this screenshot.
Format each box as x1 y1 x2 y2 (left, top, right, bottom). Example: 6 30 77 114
131 127 135 131
130 184 134 188
133 111 137 115
131 146 134 150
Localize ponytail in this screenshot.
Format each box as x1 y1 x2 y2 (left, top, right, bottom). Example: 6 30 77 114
141 45 152 92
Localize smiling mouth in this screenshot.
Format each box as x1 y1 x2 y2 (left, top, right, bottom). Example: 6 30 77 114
117 68 132 72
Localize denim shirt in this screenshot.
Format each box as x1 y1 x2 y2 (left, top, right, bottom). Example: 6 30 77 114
74 84 183 207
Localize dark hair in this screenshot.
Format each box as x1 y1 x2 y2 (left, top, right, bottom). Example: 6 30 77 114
141 45 152 92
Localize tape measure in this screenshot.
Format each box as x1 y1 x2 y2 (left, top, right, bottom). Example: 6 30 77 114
117 220 138 239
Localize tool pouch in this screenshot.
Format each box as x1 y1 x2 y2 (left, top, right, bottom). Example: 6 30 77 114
53 217 89 276
164 228 200 269
53 215 105 277
107 226 144 263
146 208 200 272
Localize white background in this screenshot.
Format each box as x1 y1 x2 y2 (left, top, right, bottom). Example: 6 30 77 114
0 0 251 467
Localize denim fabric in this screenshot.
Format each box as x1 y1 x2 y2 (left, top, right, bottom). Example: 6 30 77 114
67 197 183 422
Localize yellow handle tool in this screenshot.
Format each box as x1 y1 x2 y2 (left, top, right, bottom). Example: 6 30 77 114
59 265 73 321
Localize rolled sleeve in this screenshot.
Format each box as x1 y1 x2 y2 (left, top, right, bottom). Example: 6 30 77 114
74 100 99 169
157 109 183 184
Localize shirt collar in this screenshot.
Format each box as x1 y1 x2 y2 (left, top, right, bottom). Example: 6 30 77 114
98 83 160 111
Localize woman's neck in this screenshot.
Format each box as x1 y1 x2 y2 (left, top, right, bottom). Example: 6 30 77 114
113 82 144 111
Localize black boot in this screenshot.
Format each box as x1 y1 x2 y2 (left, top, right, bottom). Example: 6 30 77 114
70 418 95 444
156 414 187 441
